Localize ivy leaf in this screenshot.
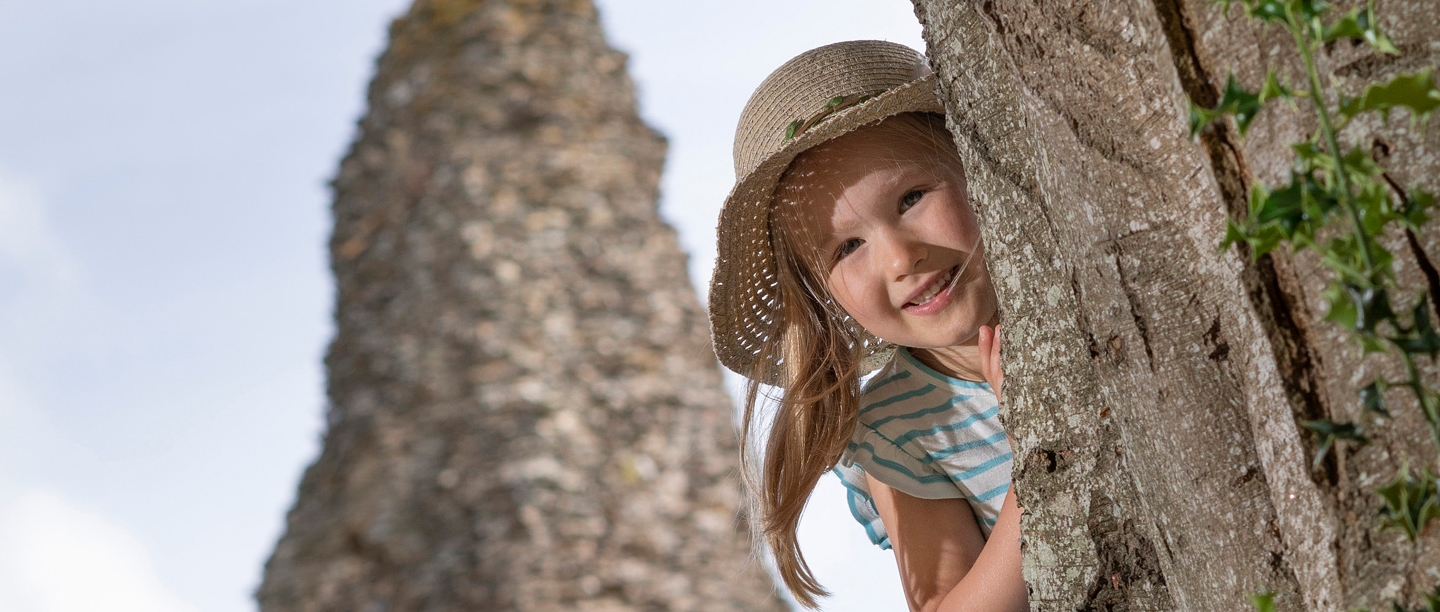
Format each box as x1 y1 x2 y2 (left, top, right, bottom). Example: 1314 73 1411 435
1359 380 1389 416
1325 282 1359 329
1221 217 1252 253
1249 588 1277 612
1402 187 1436 230
1293 140 1337 173
1339 68 1440 125
1245 0 1294 26
1301 418 1368 469
1324 281 1395 333
1224 75 1265 134
1340 146 1384 186
1192 75 1268 136
1354 182 1396 236
1294 0 1337 39
1393 296 1440 357
1359 332 1390 355
1255 176 1307 234
1321 237 1362 284
1363 286 1397 330
1296 0 1331 21
1378 463 1440 541
1260 70 1295 102
1322 2 1399 55
1189 101 1215 139
1251 225 1286 259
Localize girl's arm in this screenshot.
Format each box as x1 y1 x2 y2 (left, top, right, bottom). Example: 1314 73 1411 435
865 477 1028 612
934 487 1028 612
871 324 1027 612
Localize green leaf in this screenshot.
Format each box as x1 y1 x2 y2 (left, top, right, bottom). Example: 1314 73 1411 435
1301 418 1368 469
1192 75 1268 135
1226 75 1265 134
1292 0 1335 38
1221 217 1251 253
1393 296 1440 357
1251 225 1286 258
1322 2 1399 54
1339 68 1440 125
784 120 801 141
1325 282 1359 329
1246 0 1294 27
1359 331 1390 355
1402 187 1436 230
1378 463 1440 541
1293 140 1338 173
1324 281 1394 333
1362 286 1396 331
1189 101 1214 139
1255 177 1307 234
1359 380 1389 416
1296 0 1331 20
1353 182 1394 236
1260 70 1295 102
1250 588 1277 612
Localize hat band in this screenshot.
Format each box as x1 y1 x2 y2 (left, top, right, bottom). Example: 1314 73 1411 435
783 89 889 142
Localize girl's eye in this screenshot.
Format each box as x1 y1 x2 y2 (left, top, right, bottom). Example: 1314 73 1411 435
899 189 925 212
835 238 863 260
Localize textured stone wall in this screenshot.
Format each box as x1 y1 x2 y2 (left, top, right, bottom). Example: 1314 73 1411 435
256 1 785 610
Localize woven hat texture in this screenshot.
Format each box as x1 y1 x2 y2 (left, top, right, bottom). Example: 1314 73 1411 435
709 40 945 378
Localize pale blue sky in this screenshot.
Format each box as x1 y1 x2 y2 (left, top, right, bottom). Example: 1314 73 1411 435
0 1 923 610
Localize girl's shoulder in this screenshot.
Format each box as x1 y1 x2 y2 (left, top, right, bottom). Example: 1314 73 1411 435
859 347 994 406
853 347 1005 458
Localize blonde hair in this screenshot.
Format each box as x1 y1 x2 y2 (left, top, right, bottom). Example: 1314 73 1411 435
737 112 962 608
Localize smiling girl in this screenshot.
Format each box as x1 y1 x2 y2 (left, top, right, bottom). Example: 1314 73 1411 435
707 41 1028 611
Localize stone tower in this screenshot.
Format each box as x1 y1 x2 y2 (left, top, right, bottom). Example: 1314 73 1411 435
256 1 786 610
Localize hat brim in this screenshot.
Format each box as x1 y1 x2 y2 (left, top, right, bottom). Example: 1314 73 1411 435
709 74 945 378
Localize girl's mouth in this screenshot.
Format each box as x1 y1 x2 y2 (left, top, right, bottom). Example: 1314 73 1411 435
906 265 960 308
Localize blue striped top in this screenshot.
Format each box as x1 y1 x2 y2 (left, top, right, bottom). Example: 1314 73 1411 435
832 348 1012 550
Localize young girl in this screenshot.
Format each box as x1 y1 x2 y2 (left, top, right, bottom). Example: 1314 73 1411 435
708 41 1028 612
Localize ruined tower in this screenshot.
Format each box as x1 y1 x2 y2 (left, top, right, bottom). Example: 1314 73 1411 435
257 1 786 609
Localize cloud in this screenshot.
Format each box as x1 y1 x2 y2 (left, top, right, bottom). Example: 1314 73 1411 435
0 491 200 612
0 171 73 284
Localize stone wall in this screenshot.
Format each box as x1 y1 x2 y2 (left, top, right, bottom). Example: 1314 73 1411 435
257 1 786 610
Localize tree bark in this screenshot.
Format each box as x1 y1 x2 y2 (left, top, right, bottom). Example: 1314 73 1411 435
910 0 1439 610
256 1 785 610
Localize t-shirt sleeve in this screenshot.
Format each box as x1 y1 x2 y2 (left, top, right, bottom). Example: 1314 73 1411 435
848 423 969 500
833 424 966 550
831 461 891 550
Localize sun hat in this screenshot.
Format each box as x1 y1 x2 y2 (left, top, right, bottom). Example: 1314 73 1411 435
708 40 946 378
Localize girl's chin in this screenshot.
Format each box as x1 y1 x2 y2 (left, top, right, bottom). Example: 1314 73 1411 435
894 325 984 351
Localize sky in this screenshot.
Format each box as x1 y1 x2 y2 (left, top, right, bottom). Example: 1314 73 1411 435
0 1 924 610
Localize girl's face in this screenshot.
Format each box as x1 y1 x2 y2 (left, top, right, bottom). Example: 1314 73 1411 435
776 120 997 351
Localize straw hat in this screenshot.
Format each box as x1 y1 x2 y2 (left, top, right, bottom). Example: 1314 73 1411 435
708 40 946 378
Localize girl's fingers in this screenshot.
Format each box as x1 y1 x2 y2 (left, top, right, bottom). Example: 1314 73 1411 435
991 324 1003 362
981 324 1003 401
977 325 994 379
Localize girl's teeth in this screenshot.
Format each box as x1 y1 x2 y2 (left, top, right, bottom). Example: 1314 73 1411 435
909 268 955 306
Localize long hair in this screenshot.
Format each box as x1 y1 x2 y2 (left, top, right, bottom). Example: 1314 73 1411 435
737 112 961 608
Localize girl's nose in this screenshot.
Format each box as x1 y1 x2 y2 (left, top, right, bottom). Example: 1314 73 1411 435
881 234 926 280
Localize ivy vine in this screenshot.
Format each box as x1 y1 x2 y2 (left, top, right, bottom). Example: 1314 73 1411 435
1189 0 1440 566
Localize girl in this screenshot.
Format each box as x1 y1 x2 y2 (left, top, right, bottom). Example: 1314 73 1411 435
708 41 1028 612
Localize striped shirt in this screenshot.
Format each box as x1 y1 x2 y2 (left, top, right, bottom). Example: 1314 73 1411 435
832 348 1012 550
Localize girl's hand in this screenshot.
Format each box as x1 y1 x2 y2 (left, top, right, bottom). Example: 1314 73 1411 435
977 325 1003 401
